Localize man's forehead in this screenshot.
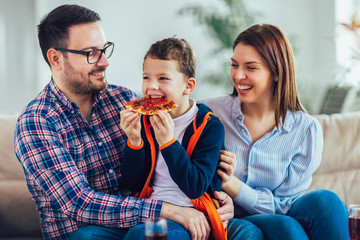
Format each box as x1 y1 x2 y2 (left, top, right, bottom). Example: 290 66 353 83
67 22 107 49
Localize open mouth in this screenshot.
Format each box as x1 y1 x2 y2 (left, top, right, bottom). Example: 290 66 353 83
238 85 253 91
91 72 104 77
90 68 106 79
148 95 165 99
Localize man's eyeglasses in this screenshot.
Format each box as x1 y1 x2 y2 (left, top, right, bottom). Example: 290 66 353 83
55 42 114 64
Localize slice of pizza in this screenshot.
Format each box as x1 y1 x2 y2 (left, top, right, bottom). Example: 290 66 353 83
125 97 177 115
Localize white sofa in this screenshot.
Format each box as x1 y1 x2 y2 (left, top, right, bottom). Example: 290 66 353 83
307 111 360 204
0 112 359 239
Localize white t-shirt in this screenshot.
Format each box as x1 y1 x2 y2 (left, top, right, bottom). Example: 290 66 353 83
149 99 198 206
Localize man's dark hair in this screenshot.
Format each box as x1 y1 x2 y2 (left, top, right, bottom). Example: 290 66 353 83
37 4 101 66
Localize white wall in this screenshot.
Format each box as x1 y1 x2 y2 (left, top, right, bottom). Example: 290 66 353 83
1 0 39 114
1 0 338 114
35 0 222 97
247 0 336 113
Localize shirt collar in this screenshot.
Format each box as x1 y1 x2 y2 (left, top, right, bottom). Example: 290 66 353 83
281 110 295 133
230 96 243 121
49 78 74 110
49 78 103 111
230 95 295 133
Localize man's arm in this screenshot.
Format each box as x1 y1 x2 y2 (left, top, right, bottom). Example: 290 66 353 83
14 113 162 228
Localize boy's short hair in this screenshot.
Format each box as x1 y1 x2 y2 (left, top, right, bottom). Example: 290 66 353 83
37 4 101 66
144 37 196 78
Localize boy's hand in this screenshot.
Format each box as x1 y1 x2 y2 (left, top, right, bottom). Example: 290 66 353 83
120 109 142 146
150 110 174 146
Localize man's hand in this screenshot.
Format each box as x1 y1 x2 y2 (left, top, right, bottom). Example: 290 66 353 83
160 202 210 240
150 110 174 146
213 191 234 229
120 109 141 146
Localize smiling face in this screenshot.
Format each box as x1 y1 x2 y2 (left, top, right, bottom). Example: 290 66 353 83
142 57 195 118
59 22 109 96
231 42 275 106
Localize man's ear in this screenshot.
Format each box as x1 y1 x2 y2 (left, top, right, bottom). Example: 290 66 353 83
184 77 196 95
47 48 63 71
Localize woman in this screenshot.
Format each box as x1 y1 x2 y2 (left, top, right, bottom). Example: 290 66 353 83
203 24 349 239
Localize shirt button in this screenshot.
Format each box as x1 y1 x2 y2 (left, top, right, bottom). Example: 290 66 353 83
71 110 75 114
108 169 114 174
241 128 245 132
92 113 96 118
98 142 103 147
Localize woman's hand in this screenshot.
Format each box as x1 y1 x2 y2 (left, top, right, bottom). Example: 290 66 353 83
217 150 237 184
213 191 234 229
217 150 242 198
150 110 174 146
120 109 142 146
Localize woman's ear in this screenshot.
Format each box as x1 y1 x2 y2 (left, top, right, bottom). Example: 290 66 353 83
47 48 63 71
184 77 196 95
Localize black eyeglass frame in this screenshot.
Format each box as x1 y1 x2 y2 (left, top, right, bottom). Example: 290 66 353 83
55 42 114 64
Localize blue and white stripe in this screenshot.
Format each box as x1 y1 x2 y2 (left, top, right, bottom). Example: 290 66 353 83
202 95 323 216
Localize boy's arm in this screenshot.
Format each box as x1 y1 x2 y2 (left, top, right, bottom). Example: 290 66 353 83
121 142 148 193
161 117 224 199
119 110 148 192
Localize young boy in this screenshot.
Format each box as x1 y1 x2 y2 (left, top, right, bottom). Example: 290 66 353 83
120 37 226 239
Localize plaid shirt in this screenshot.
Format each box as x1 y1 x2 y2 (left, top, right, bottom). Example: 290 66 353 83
14 79 163 239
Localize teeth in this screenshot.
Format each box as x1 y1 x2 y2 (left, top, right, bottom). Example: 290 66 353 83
149 96 164 98
238 85 252 90
93 72 104 76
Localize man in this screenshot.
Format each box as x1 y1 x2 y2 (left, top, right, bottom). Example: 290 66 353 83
14 4 239 240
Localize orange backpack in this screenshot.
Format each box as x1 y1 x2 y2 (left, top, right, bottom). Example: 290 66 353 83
136 112 227 240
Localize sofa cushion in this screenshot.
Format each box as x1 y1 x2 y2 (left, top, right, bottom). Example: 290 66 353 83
0 181 41 237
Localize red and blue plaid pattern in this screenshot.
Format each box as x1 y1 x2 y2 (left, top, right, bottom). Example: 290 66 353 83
14 80 162 239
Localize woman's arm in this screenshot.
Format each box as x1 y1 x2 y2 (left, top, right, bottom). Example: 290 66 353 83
218 120 324 214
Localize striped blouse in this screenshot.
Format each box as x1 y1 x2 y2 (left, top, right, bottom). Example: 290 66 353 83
202 95 323 217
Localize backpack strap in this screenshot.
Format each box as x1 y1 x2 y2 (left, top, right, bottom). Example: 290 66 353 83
135 116 156 198
187 112 227 240
186 112 213 157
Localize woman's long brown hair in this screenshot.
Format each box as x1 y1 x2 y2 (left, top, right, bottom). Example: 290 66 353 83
231 24 305 129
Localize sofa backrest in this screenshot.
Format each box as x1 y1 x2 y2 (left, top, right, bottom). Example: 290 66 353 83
310 111 360 206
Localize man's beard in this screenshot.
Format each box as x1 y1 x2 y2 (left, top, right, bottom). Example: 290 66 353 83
63 59 108 96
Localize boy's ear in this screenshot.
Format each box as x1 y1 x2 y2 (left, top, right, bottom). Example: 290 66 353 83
47 48 63 71
184 77 196 95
